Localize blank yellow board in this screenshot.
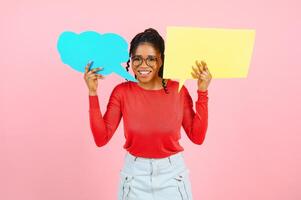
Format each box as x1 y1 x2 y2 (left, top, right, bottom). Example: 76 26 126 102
163 26 256 92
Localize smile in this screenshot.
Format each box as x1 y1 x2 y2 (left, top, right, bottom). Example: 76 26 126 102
138 70 152 75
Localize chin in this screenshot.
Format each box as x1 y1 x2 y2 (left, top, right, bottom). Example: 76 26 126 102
138 75 156 83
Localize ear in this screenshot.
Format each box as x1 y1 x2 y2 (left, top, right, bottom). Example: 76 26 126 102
158 57 163 68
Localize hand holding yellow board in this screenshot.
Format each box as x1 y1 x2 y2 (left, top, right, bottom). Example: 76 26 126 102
163 26 256 92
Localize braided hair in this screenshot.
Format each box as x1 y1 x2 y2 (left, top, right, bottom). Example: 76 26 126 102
125 28 169 94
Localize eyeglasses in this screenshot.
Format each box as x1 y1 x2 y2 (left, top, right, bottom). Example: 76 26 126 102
131 55 158 67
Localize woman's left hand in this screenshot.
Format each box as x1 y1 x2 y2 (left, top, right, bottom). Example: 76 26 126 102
191 60 212 92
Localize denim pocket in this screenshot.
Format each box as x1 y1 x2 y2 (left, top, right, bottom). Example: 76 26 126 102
119 171 134 200
173 169 191 200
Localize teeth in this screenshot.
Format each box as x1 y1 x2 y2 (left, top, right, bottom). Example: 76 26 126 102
139 71 151 75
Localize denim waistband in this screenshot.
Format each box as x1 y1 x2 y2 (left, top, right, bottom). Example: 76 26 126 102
125 151 184 166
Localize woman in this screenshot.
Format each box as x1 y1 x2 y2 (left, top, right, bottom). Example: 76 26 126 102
84 28 212 200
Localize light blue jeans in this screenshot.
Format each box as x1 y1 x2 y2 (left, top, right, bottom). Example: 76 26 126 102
118 151 194 200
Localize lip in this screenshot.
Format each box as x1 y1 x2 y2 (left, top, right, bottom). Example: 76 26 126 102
137 68 152 72
137 69 152 77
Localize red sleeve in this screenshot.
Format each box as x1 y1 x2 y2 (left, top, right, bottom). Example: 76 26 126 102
88 85 123 147
182 86 208 145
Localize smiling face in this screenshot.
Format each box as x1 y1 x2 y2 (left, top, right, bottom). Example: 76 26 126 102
131 42 162 84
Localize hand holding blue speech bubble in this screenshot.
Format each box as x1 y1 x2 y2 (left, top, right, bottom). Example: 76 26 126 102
57 31 138 82
82 61 105 95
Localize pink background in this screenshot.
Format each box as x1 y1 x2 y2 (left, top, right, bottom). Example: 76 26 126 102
1 0 300 199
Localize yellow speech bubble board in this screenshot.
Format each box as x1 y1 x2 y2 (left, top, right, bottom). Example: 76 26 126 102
163 26 256 92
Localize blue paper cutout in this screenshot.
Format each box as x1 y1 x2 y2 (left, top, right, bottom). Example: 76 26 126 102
57 31 138 82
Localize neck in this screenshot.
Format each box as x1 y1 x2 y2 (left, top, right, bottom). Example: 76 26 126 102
137 77 165 90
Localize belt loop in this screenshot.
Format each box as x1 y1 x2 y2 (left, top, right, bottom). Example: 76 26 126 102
134 157 138 161
168 157 172 164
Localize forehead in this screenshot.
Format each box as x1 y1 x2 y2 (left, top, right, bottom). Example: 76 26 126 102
133 42 160 56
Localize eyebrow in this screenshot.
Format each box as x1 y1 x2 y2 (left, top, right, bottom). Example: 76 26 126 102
133 55 157 57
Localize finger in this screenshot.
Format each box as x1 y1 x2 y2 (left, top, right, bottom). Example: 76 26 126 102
201 60 207 68
192 66 201 77
94 67 104 72
200 74 207 79
191 71 198 79
197 64 203 75
203 66 211 78
196 60 204 73
97 74 105 78
204 65 209 73
200 74 208 81
88 75 97 81
195 60 201 68
201 71 209 76
85 65 89 74
85 61 94 73
85 63 90 74
87 67 103 75
88 74 104 81
200 77 207 82
191 66 198 74
87 74 98 80
201 61 209 73
199 77 207 82
206 68 212 78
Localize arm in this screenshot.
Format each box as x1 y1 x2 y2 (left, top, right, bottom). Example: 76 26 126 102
182 86 208 145
88 86 122 147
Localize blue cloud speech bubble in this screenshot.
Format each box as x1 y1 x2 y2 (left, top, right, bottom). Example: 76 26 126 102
57 31 138 82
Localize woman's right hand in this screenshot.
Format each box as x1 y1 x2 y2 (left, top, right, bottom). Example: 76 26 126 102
84 61 105 95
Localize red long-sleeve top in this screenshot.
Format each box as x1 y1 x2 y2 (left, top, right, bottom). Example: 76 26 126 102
88 79 208 158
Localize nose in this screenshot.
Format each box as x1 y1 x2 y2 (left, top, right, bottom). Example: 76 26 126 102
140 58 148 67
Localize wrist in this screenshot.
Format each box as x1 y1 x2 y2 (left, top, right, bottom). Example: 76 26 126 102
89 90 98 96
198 88 207 92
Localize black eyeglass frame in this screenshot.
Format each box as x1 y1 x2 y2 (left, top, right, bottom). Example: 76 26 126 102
130 55 159 67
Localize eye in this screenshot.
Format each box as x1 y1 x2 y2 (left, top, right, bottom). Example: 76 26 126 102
148 57 156 61
131 56 140 62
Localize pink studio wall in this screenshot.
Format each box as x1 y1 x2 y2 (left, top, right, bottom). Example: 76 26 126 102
1 0 300 199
